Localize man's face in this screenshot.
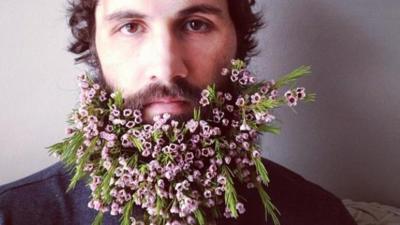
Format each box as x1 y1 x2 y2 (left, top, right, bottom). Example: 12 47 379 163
95 0 237 122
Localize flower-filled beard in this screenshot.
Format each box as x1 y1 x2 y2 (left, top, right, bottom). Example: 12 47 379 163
51 59 312 225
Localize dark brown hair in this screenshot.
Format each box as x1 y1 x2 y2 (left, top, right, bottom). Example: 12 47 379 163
66 0 264 68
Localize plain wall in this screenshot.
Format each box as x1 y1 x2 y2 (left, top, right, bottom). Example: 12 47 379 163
0 0 399 207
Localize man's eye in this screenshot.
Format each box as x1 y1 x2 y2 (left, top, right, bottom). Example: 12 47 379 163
184 20 210 33
119 23 143 35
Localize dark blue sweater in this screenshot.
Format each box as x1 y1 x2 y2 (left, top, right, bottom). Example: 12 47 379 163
0 159 356 225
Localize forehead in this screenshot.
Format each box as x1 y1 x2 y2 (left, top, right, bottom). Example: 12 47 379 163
96 0 229 20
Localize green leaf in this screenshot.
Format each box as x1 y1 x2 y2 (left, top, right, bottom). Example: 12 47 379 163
193 107 201 121
257 124 281 135
99 163 117 204
47 131 85 167
274 65 311 89
67 137 98 191
231 59 246 70
92 211 104 225
242 82 265 95
129 136 144 151
128 154 139 167
155 196 166 215
113 90 124 108
256 183 281 225
194 209 206 225
139 164 149 174
251 99 281 112
120 200 135 225
222 166 238 218
152 130 163 142
304 93 317 102
254 158 270 185
47 141 67 156
214 139 223 160
207 84 217 103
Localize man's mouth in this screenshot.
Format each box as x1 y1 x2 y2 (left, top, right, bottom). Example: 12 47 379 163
144 97 188 105
143 97 192 120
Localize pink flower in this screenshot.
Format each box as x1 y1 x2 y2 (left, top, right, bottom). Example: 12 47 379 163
287 96 298 107
252 150 261 158
226 105 234 112
125 121 135 128
224 93 233 101
296 87 306 100
199 97 209 107
260 85 269 94
284 90 293 98
251 93 261 104
231 69 240 76
240 122 251 131
221 68 229 76
78 108 88 117
133 109 142 118
203 190 212 198
235 97 245 106
239 77 248 85
93 83 100 90
236 202 246 214
123 109 133 117
249 76 256 83
185 119 199 133
230 74 239 82
201 89 210 98
217 175 227 185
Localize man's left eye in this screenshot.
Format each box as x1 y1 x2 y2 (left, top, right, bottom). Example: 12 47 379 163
183 19 210 33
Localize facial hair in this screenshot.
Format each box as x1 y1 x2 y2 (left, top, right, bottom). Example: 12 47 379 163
92 66 236 124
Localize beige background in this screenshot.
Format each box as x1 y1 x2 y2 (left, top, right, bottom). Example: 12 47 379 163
0 0 399 207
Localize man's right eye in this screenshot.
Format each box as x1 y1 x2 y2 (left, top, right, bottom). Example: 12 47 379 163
119 22 144 35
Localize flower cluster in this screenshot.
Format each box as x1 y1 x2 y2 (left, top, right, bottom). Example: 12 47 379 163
49 59 314 225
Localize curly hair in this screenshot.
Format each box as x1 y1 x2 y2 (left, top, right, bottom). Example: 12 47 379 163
66 0 264 68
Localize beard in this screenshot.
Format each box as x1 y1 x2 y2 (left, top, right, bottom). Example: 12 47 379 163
49 58 298 225
91 65 237 124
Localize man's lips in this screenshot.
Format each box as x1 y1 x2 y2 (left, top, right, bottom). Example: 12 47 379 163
142 97 191 120
144 97 189 106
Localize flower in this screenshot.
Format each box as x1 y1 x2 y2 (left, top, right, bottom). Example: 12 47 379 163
221 68 229 76
50 60 313 225
236 202 246 214
240 121 251 131
230 74 239 82
296 87 306 100
251 93 261 104
235 97 245 107
201 90 210 98
123 109 133 117
199 97 209 107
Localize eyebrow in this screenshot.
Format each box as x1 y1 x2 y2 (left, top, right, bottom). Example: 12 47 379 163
178 4 223 18
105 10 146 22
105 4 223 22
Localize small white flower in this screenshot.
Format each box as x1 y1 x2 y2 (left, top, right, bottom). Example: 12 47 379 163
240 122 251 131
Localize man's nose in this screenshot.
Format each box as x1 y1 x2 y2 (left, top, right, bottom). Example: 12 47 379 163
142 27 188 83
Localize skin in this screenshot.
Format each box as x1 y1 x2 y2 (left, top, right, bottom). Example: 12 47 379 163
94 0 237 122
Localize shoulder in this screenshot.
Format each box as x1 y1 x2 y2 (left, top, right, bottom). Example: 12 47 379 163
0 162 68 194
0 162 70 203
234 158 356 225
0 163 119 225
0 163 76 225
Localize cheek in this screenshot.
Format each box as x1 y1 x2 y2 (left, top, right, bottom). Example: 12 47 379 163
96 38 145 96
185 34 237 87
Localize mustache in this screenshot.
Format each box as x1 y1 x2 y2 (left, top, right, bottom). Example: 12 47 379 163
123 78 203 109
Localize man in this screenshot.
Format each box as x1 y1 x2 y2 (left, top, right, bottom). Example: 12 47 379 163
0 0 356 224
